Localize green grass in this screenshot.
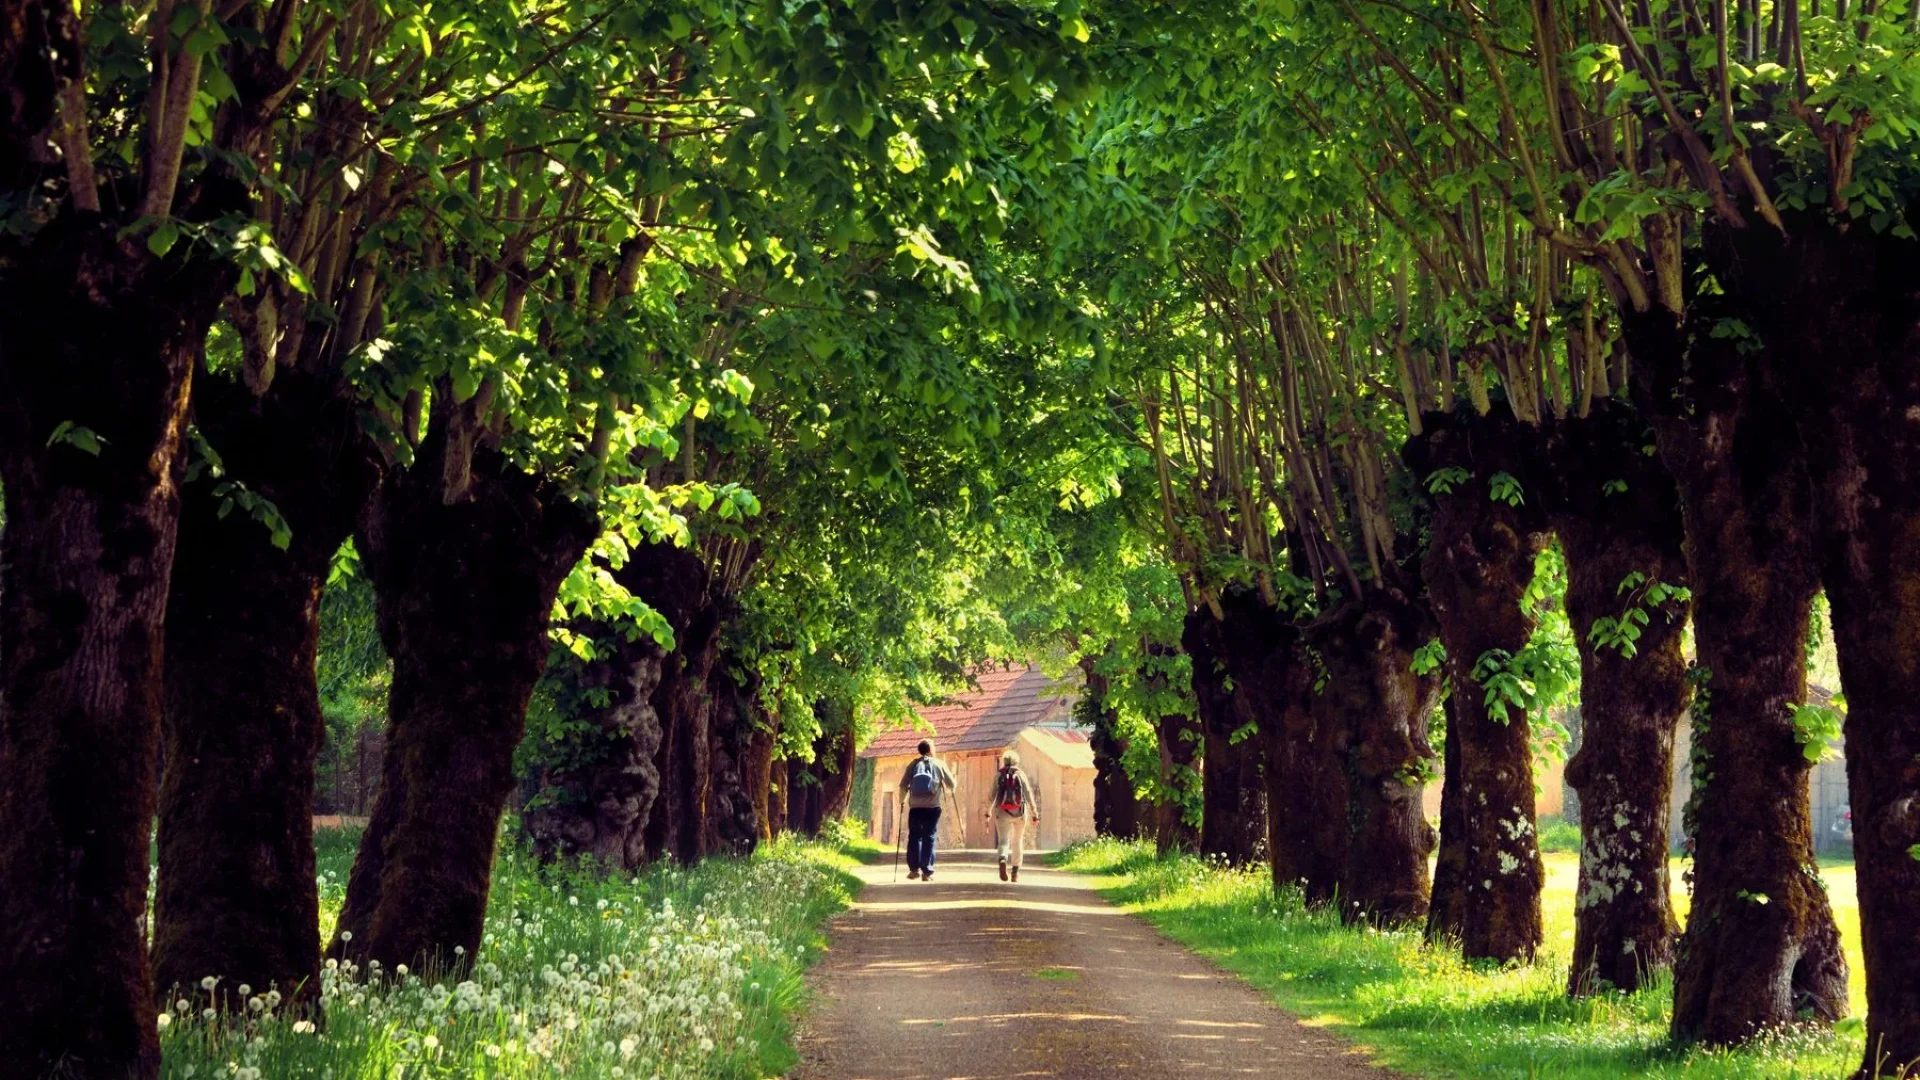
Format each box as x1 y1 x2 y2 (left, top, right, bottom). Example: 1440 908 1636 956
1056 838 1869 1080
1033 967 1081 981
159 826 865 1080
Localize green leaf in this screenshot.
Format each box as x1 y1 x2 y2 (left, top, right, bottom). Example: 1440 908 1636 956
147 222 181 257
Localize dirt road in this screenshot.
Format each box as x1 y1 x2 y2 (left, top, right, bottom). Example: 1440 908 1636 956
792 850 1401 1080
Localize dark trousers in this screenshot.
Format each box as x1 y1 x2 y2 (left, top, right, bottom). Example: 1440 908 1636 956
906 807 942 873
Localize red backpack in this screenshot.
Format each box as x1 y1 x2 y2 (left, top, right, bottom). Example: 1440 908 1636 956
995 765 1025 815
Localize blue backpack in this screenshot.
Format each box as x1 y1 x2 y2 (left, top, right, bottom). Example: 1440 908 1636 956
907 757 939 797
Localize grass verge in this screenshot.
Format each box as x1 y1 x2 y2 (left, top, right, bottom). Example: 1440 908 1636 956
158 827 865 1079
1056 838 1866 1080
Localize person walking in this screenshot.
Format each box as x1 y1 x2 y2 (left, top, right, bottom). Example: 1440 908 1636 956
987 749 1040 883
897 740 957 881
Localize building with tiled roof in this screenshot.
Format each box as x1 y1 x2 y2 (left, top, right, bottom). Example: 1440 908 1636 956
862 663 1096 851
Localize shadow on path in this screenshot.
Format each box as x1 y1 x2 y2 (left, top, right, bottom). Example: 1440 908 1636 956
792 850 1404 1079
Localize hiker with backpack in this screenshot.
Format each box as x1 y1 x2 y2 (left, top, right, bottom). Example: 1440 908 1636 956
897 740 958 881
986 749 1040 883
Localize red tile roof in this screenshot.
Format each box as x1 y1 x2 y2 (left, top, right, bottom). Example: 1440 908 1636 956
860 664 1080 758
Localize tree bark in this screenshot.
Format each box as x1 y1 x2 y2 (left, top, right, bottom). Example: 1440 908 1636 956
330 437 596 974
1312 590 1443 926
1547 403 1688 995
1408 410 1548 963
1712 218 1916 1072
747 704 782 842
0 215 234 1077
1185 608 1269 865
1155 708 1202 854
815 704 859 824
1621 303 1848 1044
1427 692 1470 943
704 660 762 856
152 370 378 1008
645 592 724 864
1082 665 1144 840
522 634 667 870
524 542 712 869
767 757 791 837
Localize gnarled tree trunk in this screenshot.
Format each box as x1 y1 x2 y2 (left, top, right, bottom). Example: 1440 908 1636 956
0 217 226 1080
1548 403 1688 995
1623 303 1848 1045
815 704 859 824
522 635 667 870
152 370 378 1008
704 660 762 856
1313 590 1442 926
1409 411 1548 963
524 542 712 869
330 438 596 974
1714 219 1913 1071
1185 607 1268 865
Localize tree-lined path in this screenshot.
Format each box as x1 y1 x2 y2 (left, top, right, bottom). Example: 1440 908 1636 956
794 852 1397 1079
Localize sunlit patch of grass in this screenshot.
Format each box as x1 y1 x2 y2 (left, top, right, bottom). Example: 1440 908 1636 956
1056 838 1865 1080
158 827 863 1079
1033 967 1080 981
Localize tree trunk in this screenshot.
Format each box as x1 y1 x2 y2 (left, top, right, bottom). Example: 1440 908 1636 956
152 370 378 1008
521 634 667 870
1547 403 1688 995
0 216 231 1078
524 542 713 869
1312 590 1442 926
815 706 859 824
1426 692 1470 943
645 597 724 864
330 438 596 974
1712 219 1916 1071
748 706 782 842
1408 410 1548 963
788 752 824 837
1185 608 1269 865
704 661 762 856
1622 303 1848 1044
1155 708 1202 854
1082 666 1144 840
767 757 791 837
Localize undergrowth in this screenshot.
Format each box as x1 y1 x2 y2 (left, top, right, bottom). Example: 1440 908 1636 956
157 827 862 1079
1057 838 1867 1080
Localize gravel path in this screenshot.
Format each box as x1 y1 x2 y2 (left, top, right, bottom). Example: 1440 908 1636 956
791 849 1402 1080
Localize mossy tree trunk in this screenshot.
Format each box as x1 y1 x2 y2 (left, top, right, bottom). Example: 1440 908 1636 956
1313 590 1443 926
1410 411 1549 963
152 371 378 1008
1714 219 1917 1072
1623 304 1848 1045
1185 607 1269 865
331 436 596 974
1547 403 1688 995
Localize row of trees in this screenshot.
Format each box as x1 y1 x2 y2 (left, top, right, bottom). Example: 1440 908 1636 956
1022 2 1916 1076
0 0 1102 1075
